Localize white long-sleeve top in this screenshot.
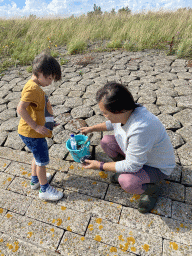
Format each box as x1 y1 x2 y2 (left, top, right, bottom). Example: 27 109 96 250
105 106 176 176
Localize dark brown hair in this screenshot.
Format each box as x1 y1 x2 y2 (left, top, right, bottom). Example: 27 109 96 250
96 82 139 113
32 52 61 81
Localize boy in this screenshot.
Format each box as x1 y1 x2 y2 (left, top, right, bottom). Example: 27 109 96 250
17 52 63 201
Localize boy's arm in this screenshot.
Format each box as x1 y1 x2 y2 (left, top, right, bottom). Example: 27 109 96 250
17 101 50 136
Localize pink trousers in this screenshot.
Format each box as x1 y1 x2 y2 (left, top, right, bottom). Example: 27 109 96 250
100 135 168 194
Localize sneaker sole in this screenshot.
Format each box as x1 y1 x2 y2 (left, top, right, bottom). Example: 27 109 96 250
39 193 63 201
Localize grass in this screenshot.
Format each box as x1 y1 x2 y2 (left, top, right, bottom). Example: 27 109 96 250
0 8 192 75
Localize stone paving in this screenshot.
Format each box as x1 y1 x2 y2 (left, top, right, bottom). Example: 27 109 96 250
0 47 192 255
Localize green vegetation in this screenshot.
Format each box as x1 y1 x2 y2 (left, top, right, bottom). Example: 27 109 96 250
0 7 192 74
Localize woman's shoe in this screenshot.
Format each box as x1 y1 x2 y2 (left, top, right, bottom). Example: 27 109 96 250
110 173 121 184
138 183 160 213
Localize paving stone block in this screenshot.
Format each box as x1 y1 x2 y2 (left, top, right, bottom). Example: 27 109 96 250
175 95 192 108
58 231 133 256
0 158 11 171
119 206 192 245
0 212 64 251
67 162 113 184
4 131 25 150
0 232 59 256
173 109 192 126
58 189 122 223
172 201 192 223
0 171 14 189
167 130 184 149
163 239 192 256
86 216 163 255
5 162 32 179
49 143 69 159
176 125 192 143
157 114 181 130
177 143 192 166
26 199 90 235
0 189 32 215
167 165 182 182
181 166 192 185
52 172 108 199
185 187 192 205
0 147 32 164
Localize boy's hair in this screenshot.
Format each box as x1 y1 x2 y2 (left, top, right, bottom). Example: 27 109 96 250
32 52 61 81
96 82 139 114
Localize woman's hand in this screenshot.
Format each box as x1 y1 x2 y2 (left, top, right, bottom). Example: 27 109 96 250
82 159 100 170
79 126 93 135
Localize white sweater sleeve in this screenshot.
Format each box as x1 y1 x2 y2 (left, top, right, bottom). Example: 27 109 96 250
115 125 156 173
105 120 114 131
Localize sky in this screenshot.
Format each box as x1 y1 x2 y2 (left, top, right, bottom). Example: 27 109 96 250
0 0 192 19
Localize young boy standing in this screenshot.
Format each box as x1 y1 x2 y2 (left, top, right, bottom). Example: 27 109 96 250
17 52 63 201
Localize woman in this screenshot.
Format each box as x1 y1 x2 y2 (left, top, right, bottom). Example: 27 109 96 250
80 82 175 213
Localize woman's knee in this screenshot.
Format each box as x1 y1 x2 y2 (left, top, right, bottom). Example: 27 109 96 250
118 174 141 193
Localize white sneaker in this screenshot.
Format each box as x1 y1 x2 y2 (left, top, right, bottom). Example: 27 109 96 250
31 173 52 190
39 185 63 201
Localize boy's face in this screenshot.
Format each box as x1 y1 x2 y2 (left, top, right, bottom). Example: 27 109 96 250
37 73 54 87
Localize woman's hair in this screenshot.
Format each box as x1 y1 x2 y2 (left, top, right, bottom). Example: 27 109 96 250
32 52 61 81
96 82 139 114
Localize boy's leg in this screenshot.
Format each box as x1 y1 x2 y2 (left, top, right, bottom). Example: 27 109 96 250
36 165 47 185
32 158 37 176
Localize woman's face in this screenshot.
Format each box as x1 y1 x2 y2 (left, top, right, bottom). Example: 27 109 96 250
99 101 120 123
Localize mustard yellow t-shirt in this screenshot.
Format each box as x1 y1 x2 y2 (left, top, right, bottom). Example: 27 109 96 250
18 79 52 138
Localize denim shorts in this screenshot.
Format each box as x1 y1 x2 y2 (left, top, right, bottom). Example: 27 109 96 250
19 134 49 166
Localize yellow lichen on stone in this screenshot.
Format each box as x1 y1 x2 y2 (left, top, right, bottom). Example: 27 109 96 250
67 226 72 231
180 223 184 228
94 235 101 242
81 237 85 241
61 206 67 210
56 218 62 226
50 228 54 232
69 165 74 170
6 213 12 218
28 222 32 226
12 241 19 252
148 221 153 227
87 198 93 201
96 218 102 224
143 244 149 252
127 237 135 245
27 232 33 238
130 194 140 202
99 171 108 179
0 208 3 214
67 217 71 220
99 225 103 230
52 219 56 223
3 163 7 167
28 173 31 177
6 243 13 249
7 177 12 182
22 171 27 175
92 182 97 185
131 247 136 252
0 239 3 242
110 247 117 252
169 242 178 250
88 224 93 231
118 235 124 241
40 240 43 244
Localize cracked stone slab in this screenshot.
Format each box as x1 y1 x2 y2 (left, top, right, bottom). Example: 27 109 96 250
163 239 192 256
4 131 25 150
173 109 192 126
0 212 64 251
167 130 184 149
0 189 32 215
26 199 90 235
177 143 192 165
0 232 59 256
85 216 163 255
58 231 133 256
0 117 20 131
119 206 192 245
174 95 192 108
0 172 14 189
176 125 192 143
51 172 108 199
58 189 122 223
157 114 181 130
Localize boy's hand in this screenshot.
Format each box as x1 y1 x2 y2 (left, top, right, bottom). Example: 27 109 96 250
35 125 50 136
79 126 93 135
82 160 100 170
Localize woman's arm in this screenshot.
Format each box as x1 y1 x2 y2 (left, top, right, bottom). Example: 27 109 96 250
17 101 50 136
80 122 108 134
82 159 116 172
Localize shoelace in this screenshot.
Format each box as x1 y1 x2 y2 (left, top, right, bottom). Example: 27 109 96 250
48 185 58 195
